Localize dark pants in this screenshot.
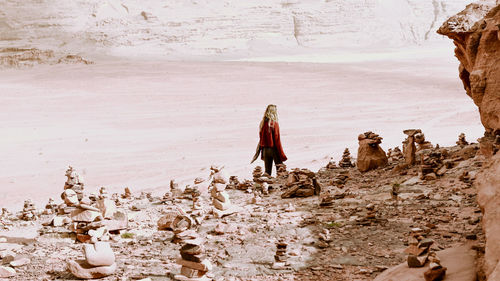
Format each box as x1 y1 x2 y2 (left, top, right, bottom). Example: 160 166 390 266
262 147 283 176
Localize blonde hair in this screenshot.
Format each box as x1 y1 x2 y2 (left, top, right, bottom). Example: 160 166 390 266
260 104 278 130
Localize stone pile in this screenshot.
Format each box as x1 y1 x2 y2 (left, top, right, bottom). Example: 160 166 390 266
456 133 469 147
281 168 321 198
274 239 288 265
236 179 253 191
175 233 212 281
339 148 355 168
420 151 445 180
356 203 378 226
415 132 433 151
64 166 85 201
20 199 37 221
210 183 235 217
276 163 288 178
122 187 132 199
387 146 404 163
403 129 423 165
331 171 349 188
67 242 117 279
357 131 388 172
43 198 58 215
424 252 446 281
227 176 240 189
404 228 434 268
319 188 347 206
325 159 337 169
252 166 263 180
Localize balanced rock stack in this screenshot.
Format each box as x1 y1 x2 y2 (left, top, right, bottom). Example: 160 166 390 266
325 159 337 169
456 133 469 147
175 234 212 281
67 242 117 279
424 252 446 281
252 166 263 181
339 148 355 168
331 171 349 188
227 176 240 189
64 166 85 201
281 168 321 198
70 199 104 243
357 131 388 172
210 183 235 217
44 198 58 215
276 163 288 178
387 146 404 163
122 187 132 199
20 199 37 221
96 187 117 219
404 227 434 268
403 129 421 165
355 203 377 226
274 239 288 263
415 132 433 151
420 151 445 180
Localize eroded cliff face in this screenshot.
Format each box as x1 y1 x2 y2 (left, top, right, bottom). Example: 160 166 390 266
439 2 500 279
438 1 500 155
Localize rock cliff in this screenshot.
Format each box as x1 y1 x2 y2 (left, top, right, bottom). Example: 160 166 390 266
438 1 500 155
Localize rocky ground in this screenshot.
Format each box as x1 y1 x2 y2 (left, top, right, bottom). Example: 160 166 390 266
0 141 486 281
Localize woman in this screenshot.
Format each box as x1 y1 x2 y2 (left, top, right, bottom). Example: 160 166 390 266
255 104 287 176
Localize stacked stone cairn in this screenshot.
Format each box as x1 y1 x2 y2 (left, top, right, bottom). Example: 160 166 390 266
404 227 434 268
175 233 212 281
44 198 58 215
415 132 433 151
424 252 446 281
64 166 85 201
252 166 263 180
227 176 240 189
281 168 321 198
403 129 420 165
20 199 37 221
325 159 337 169
122 187 132 199
274 239 288 264
276 163 288 179
387 146 404 163
420 150 445 180
331 170 349 189
338 148 355 168
355 203 378 226
456 133 469 147
67 242 117 279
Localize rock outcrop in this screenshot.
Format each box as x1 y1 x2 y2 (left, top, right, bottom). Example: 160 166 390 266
438 1 500 156
357 131 388 172
477 153 500 279
440 2 500 280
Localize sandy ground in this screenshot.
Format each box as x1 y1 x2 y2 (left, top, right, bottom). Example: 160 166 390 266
0 52 483 211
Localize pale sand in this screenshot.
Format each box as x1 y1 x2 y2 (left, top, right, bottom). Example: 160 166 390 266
0 56 482 210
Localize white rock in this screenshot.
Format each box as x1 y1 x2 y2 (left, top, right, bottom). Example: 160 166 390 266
84 242 115 267
67 260 116 279
71 209 102 222
0 266 15 278
97 198 117 219
10 257 30 267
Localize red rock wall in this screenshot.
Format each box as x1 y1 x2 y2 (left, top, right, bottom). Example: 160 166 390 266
438 3 500 142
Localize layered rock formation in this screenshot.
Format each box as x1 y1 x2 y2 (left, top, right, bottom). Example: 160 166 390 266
438 1 500 156
439 2 500 280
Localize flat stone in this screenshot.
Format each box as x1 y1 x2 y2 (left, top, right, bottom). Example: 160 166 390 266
424 267 447 281
10 258 30 267
174 274 210 281
71 209 102 222
0 266 15 277
177 259 212 272
67 260 116 279
181 244 203 255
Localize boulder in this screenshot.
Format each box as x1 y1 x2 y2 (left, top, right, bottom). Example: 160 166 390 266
357 135 388 172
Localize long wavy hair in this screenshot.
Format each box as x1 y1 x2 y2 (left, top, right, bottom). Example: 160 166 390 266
260 104 278 131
